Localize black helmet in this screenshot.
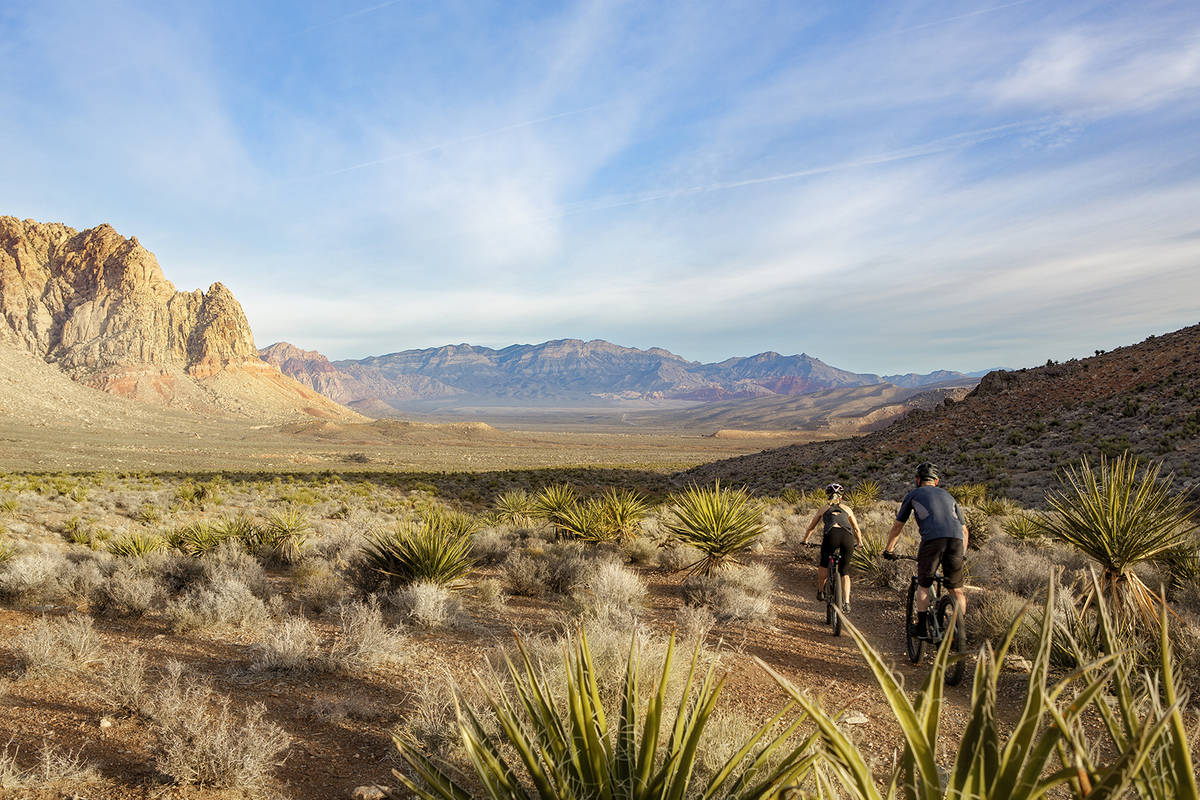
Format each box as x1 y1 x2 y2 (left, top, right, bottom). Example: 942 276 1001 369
825 482 844 497
916 462 939 481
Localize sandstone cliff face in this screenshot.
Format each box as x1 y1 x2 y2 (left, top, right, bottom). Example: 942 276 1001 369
0 217 362 422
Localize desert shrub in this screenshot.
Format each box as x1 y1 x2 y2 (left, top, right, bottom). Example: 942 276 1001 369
475 577 506 610
682 563 774 625
169 521 229 556
659 542 705 572
0 539 12 565
252 508 311 565
13 615 103 676
674 604 716 642
502 549 551 597
0 496 18 514
392 580 463 630
664 482 764 575
136 502 162 523
980 496 1018 516
779 487 801 505
149 662 289 791
92 560 163 617
948 483 988 506
173 479 223 509
165 577 269 633
0 739 97 790
1002 512 1045 542
848 526 890 586
98 648 152 717
290 557 349 614
969 538 1057 598
0 551 68 604
575 561 646 622
213 513 258 546
622 535 660 566
361 518 475 589
392 675 464 762
107 531 166 558
250 617 322 673
328 600 408 672
555 499 612 542
970 587 1039 656
470 526 514 565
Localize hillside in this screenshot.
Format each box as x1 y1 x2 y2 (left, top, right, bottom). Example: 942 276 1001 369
680 324 1200 505
0 218 361 422
263 338 975 410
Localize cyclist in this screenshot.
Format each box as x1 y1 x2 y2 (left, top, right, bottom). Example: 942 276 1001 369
883 462 969 639
801 483 863 611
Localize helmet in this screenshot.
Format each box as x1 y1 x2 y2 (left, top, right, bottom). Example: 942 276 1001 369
825 482 844 497
916 462 939 481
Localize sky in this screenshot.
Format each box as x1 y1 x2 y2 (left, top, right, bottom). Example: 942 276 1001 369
2 0 1199 374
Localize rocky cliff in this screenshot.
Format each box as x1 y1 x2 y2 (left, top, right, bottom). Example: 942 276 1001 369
0 217 362 422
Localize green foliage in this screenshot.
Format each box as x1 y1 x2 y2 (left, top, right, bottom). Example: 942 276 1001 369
1002 512 1044 542
964 508 990 550
663 482 764 575
253 508 312 564
393 629 817 800
0 538 13 564
492 489 536 526
170 521 229 556
1035 453 1195 622
214 513 259 546
107 531 166 558
532 483 578 531
0 496 18 514
845 479 879 510
597 487 650 542
759 576 1198 800
136 502 162 524
174 479 224 508
362 515 476 588
779 487 801 505
947 483 988 506
848 528 888 584
555 499 612 542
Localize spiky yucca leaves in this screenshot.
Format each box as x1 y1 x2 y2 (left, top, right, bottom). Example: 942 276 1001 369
663 482 764 576
493 490 536 526
363 515 476 588
598 487 650 543
423 506 481 538
170 522 230 556
107 531 166 558
1035 454 1195 624
759 577 1192 800
0 538 13 564
848 528 888 585
254 508 312 564
1002 512 1044 542
532 483 578 532
948 483 988 507
845 480 880 511
215 513 260 546
555 499 612 543
392 629 818 800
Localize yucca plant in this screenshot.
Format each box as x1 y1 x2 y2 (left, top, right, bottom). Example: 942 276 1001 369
362 520 476 588
948 483 988 507
663 482 764 575
392 629 819 800
848 528 888 585
532 483 578 531
1035 454 1195 624
423 506 481 538
759 576 1191 800
107 531 166 558
214 513 259 547
1002 512 1044 542
598 487 650 542
492 490 536 526
171 521 229 556
254 508 312 564
555 499 613 543
0 538 14 564
845 480 880 511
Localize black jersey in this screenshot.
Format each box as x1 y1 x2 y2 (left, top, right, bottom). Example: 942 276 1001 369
822 504 853 533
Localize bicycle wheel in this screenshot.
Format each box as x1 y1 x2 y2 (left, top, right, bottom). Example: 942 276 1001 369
824 558 836 625
905 577 923 663
831 574 843 637
937 594 966 686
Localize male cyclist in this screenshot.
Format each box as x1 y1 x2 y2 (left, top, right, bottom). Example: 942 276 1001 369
801 483 863 611
883 463 969 639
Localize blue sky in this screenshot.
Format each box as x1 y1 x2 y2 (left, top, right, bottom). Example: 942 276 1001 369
2 0 1199 373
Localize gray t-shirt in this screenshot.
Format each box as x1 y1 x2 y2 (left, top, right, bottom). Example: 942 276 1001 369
896 485 965 541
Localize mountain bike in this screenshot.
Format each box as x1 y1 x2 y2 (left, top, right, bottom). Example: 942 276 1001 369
804 542 847 636
885 553 966 686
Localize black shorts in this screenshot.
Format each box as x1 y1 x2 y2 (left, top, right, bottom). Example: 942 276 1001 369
917 537 965 589
819 528 856 576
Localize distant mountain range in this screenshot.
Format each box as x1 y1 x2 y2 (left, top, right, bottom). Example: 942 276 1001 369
260 339 980 413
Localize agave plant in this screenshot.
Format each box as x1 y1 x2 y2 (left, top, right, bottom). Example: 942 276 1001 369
758 576 1195 800
214 513 260 546
392 629 818 800
663 482 764 575
1034 454 1195 623
492 489 536 526
362 519 476 588
107 531 166 558
0 538 14 564
598 487 650 542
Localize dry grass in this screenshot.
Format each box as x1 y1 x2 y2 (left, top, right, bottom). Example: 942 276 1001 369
12 615 103 677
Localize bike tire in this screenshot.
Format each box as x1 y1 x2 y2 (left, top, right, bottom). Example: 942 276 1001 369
938 594 966 686
905 577 923 663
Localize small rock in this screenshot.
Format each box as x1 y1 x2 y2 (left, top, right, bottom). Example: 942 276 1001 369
352 786 387 800
1004 654 1033 673
842 713 870 725
99 716 115 729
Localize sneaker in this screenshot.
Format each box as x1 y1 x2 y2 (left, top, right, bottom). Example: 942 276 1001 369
842 601 851 613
